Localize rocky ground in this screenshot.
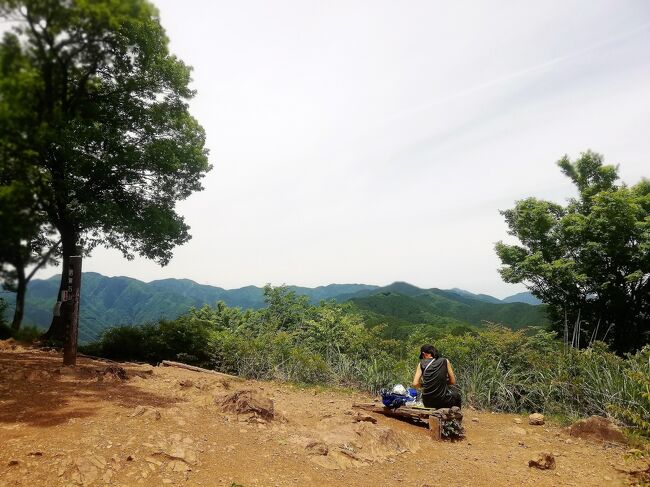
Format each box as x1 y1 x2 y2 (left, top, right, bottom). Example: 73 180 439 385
0 340 647 487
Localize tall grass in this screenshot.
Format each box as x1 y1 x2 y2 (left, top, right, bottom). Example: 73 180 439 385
82 286 650 436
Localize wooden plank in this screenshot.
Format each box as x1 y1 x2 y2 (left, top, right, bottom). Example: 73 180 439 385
160 360 243 380
429 416 441 440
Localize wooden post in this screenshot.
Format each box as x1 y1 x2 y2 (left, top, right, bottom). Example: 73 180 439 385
428 416 441 440
63 255 82 366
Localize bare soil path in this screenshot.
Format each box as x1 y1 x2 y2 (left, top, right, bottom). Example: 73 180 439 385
0 343 644 486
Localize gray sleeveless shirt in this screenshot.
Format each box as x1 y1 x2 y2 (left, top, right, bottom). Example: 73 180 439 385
420 357 450 400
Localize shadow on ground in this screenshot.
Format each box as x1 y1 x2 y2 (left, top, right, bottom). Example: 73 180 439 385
0 349 182 427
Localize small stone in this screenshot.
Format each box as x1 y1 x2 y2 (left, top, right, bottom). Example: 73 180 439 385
75 457 100 485
8 459 19 466
168 460 191 472
471 417 479 423
101 470 114 483
528 413 545 425
528 452 556 470
352 413 377 424
305 440 328 456
513 418 523 424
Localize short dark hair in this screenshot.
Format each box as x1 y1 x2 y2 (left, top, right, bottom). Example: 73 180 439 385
420 344 439 360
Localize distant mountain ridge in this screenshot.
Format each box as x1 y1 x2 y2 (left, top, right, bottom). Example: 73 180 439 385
2 273 543 343
345 282 548 335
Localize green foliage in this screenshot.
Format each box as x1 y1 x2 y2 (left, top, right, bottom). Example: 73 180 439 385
86 286 405 393
0 0 211 259
83 285 649 434
607 346 650 437
0 297 7 325
496 151 649 353
0 0 211 339
434 327 650 433
11 325 42 343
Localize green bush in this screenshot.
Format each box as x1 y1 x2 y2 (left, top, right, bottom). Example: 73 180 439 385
12 326 43 343
82 286 649 434
0 323 11 340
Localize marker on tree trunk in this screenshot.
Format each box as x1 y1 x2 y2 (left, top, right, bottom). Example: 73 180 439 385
63 255 82 366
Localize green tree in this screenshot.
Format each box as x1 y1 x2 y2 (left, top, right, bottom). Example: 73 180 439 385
0 162 59 330
495 151 649 354
0 0 211 340
0 186 59 330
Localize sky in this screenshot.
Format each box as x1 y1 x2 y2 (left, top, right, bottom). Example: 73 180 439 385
55 0 650 297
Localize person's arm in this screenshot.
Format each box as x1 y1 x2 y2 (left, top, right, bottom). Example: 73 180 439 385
412 363 422 388
447 360 457 385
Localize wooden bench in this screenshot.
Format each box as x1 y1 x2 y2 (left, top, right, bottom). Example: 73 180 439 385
353 403 463 440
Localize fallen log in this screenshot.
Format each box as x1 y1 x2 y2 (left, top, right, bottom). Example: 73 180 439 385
353 403 463 420
352 403 464 440
160 360 243 381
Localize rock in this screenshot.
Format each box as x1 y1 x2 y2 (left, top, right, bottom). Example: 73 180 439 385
168 459 191 472
471 417 479 423
179 379 194 388
528 452 556 470
88 454 106 469
528 413 545 425
75 457 100 485
352 413 377 424
101 469 114 483
129 405 161 420
8 459 19 466
513 418 523 424
305 440 329 456
567 416 627 444
215 390 278 422
0 338 19 350
102 365 128 380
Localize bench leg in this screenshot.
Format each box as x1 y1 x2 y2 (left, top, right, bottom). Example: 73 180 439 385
428 416 441 440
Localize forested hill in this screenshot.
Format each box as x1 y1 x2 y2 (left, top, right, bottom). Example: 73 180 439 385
346 282 548 335
5 273 544 343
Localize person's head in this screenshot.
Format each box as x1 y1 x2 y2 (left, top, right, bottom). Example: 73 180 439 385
419 344 439 360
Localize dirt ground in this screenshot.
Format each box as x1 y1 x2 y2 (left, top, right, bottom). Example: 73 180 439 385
0 343 646 487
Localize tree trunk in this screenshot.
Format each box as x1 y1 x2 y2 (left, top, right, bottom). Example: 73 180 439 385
43 228 77 342
10 266 26 331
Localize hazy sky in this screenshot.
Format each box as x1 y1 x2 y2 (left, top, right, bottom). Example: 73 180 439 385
61 0 650 297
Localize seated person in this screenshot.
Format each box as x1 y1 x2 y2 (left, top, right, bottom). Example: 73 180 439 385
412 344 461 409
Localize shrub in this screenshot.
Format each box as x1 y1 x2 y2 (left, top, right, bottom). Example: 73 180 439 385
81 286 649 433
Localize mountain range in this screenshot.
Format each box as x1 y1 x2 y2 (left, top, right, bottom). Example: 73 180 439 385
1 272 545 343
